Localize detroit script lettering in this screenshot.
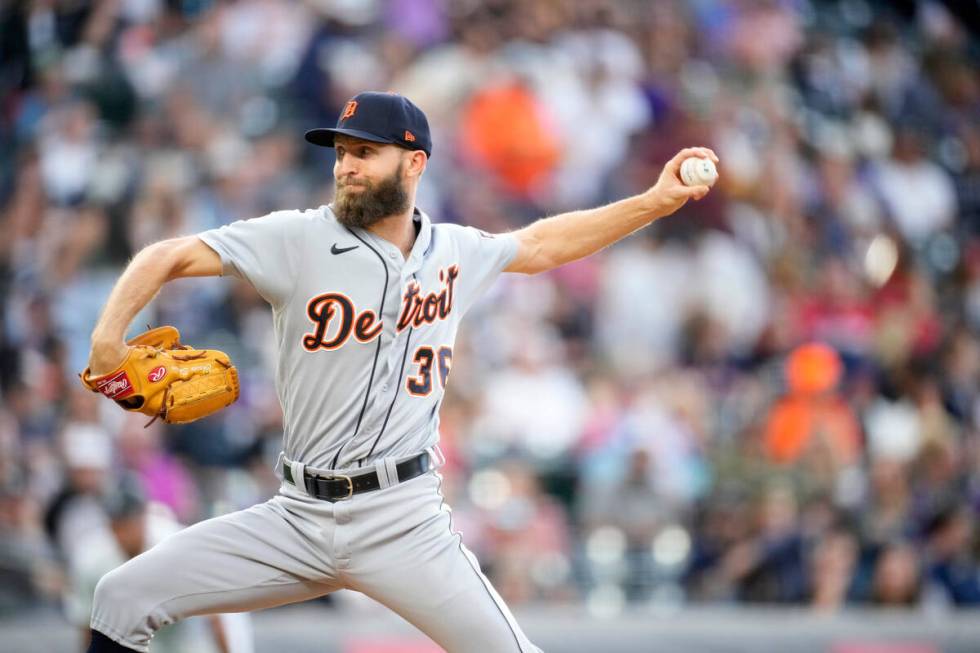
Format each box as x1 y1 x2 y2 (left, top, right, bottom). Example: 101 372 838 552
302 265 459 352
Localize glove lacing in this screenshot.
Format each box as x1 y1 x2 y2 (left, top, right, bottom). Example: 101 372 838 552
141 340 210 428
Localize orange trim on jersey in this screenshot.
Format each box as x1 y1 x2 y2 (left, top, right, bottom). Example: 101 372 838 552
422 293 440 323
354 309 384 343
436 345 453 389
302 291 357 352
442 264 459 318
406 345 435 397
396 265 461 333
397 280 422 332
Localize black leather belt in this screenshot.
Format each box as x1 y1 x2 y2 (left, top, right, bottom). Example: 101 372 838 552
283 452 430 502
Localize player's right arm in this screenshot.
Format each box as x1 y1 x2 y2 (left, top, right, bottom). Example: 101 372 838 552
504 146 718 275
87 236 221 375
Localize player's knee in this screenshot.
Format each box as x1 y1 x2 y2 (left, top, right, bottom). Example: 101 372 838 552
93 566 135 613
92 564 162 645
93 561 157 623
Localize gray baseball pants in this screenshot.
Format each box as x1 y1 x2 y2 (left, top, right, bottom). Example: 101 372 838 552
91 465 542 652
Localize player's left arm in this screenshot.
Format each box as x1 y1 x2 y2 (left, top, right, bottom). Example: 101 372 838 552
505 146 718 275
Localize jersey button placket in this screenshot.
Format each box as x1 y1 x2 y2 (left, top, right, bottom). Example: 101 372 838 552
389 276 411 376
383 259 406 374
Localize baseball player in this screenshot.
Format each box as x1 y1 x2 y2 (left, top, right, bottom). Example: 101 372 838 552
82 91 717 652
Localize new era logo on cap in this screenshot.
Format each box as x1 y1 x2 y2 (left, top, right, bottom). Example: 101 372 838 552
305 92 432 157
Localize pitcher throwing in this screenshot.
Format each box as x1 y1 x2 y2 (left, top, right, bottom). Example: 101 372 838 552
83 91 717 652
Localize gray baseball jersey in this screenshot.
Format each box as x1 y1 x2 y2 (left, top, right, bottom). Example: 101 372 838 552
89 205 543 653
198 205 516 470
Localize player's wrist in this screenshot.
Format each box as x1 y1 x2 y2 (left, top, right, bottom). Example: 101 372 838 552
88 339 129 375
638 187 671 220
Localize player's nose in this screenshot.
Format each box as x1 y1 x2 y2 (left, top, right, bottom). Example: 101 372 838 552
335 156 360 178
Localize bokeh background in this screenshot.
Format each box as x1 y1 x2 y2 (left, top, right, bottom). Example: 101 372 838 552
2 0 980 651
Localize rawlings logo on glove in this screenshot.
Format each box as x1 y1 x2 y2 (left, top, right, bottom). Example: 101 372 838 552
80 326 240 425
95 371 136 399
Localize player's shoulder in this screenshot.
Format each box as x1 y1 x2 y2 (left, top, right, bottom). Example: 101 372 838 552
433 221 501 243
234 206 331 236
259 206 324 225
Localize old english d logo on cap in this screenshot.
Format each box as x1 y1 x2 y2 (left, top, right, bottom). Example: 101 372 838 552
340 100 358 121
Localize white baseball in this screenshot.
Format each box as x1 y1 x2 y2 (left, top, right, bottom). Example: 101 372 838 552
680 157 718 187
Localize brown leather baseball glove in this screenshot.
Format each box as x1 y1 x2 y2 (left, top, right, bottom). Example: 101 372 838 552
80 326 239 425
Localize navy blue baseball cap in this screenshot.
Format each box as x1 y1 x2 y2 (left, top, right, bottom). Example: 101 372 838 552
305 92 432 157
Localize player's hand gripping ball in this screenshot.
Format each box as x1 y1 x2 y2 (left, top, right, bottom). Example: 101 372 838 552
680 156 718 188
80 326 240 424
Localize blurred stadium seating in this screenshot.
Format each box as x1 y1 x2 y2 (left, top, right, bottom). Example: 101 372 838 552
1 0 979 650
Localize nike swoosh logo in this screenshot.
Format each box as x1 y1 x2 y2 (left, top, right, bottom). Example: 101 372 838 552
331 244 359 255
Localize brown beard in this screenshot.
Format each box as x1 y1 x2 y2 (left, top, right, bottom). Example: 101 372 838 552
333 163 410 229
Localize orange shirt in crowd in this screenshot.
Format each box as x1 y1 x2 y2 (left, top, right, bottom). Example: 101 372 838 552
458 82 561 197
764 342 862 465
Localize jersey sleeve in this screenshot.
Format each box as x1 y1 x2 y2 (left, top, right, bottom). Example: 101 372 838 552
451 225 519 314
197 210 308 307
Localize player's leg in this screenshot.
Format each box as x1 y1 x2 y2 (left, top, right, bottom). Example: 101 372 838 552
88 494 340 652
345 472 543 653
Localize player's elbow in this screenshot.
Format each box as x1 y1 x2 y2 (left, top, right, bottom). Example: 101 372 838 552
143 236 222 280
521 248 563 275
520 255 558 275
507 233 558 275
127 239 179 280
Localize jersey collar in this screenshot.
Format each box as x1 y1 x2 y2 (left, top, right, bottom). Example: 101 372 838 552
324 204 433 272
409 208 432 260
399 207 432 278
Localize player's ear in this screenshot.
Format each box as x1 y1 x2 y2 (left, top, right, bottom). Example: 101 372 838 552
404 150 427 178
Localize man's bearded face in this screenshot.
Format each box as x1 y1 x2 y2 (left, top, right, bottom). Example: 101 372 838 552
334 161 410 229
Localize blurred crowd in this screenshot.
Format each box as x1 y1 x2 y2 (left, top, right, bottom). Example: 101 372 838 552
2 0 980 630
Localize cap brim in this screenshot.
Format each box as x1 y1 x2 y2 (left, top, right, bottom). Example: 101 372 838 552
304 127 395 148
